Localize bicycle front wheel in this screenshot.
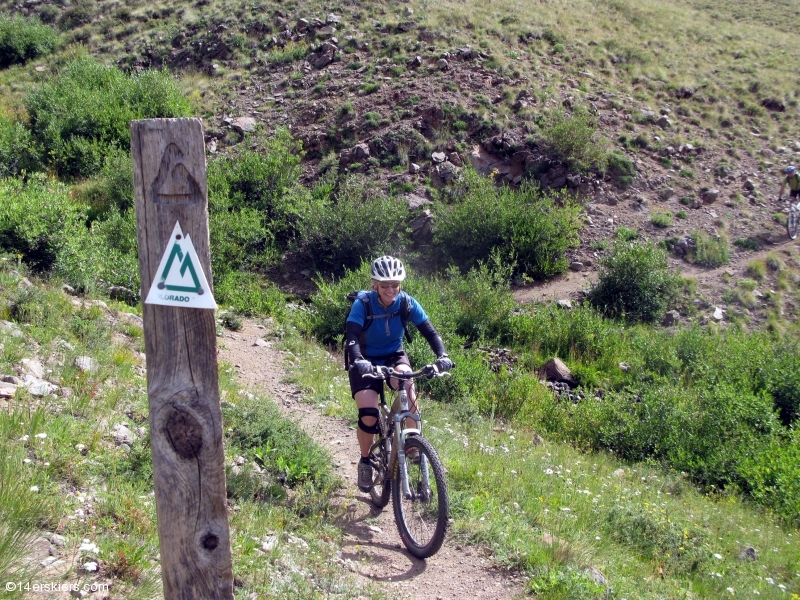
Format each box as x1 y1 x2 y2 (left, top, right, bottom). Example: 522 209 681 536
788 208 799 240
392 436 449 558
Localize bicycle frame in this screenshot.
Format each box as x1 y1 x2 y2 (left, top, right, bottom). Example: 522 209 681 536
372 369 433 500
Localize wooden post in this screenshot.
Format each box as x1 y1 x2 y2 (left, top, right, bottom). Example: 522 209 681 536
131 118 233 599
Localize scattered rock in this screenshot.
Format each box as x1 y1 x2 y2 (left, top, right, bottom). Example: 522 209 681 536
738 546 757 561
74 356 96 373
62 284 76 295
119 313 144 328
231 117 257 134
431 151 446 164
310 42 337 69
712 307 725 321
431 162 460 187
618 362 630 372
541 357 575 385
111 423 136 446
0 381 17 398
569 261 584 272
661 310 680 326
404 193 430 210
436 58 449 70
656 115 673 129
19 358 44 379
409 210 434 244
556 299 572 309
702 189 720 204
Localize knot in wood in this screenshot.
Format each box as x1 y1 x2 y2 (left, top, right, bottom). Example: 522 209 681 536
165 408 203 459
201 532 219 551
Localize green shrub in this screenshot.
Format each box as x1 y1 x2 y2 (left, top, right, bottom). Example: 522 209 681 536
266 42 307 65
739 429 800 524
538 106 608 172
589 240 681 323
605 151 636 187
746 260 767 280
615 226 638 241
676 210 687 219
650 211 672 228
77 147 134 220
433 169 581 279
226 400 334 489
734 236 760 251
0 112 42 177
24 53 192 179
293 176 407 275
215 271 287 318
0 13 58 68
207 129 310 278
689 230 729 267
0 174 85 272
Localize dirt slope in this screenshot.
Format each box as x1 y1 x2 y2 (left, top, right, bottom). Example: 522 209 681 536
218 321 525 600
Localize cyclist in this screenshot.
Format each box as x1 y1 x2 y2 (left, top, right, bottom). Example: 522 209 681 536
777 165 800 201
346 255 453 492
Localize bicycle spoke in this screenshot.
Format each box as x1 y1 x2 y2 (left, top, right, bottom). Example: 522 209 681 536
392 436 449 558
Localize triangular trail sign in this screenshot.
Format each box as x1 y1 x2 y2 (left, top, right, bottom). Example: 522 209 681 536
145 221 217 309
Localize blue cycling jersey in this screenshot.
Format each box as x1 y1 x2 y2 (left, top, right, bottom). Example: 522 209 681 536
346 291 428 360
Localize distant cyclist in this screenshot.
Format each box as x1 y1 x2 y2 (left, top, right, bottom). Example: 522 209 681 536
777 165 800 201
346 256 453 492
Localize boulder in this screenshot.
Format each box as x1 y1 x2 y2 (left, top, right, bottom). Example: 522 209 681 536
231 117 257 134
541 357 575 385
702 189 720 204
409 210 434 243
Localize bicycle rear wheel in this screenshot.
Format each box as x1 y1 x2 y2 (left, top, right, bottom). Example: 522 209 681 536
369 427 391 508
788 208 799 240
392 436 449 558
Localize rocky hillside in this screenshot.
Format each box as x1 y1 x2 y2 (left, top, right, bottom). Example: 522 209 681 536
3 0 800 321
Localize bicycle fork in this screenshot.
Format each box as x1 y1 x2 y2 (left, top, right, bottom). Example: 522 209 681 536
393 389 431 500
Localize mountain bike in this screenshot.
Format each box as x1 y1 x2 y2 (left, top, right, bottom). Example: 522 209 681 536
784 197 800 240
363 364 450 559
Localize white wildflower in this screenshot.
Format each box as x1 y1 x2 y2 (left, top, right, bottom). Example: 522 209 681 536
29 486 39 492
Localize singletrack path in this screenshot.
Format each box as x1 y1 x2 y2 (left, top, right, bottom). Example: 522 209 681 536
219 320 524 600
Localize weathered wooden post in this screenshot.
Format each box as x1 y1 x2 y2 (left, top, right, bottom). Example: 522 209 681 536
131 118 233 599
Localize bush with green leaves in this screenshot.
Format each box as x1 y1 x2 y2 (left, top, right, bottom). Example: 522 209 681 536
588 240 681 323
0 13 58 68
0 174 140 296
0 174 85 271
0 112 41 178
538 105 609 172
434 169 581 279
207 128 310 278
689 230 729 267
24 53 192 179
293 175 407 276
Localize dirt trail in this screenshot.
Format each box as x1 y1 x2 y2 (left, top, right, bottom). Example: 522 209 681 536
218 321 524 600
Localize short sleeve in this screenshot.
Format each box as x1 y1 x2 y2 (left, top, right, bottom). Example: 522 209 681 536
346 297 367 326
407 294 429 326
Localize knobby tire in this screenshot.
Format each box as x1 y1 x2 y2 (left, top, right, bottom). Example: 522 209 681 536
392 436 449 559
788 208 799 240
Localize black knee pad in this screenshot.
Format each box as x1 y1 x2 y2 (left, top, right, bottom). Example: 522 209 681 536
357 407 381 435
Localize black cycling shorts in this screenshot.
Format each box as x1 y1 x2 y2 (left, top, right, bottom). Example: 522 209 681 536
791 189 800 198
349 351 411 397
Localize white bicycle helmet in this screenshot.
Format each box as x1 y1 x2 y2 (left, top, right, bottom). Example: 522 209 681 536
370 255 406 281
786 165 796 174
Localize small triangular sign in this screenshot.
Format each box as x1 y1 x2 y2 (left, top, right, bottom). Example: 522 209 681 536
145 221 217 309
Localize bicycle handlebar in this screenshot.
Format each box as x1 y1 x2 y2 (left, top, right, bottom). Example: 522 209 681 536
363 364 451 380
